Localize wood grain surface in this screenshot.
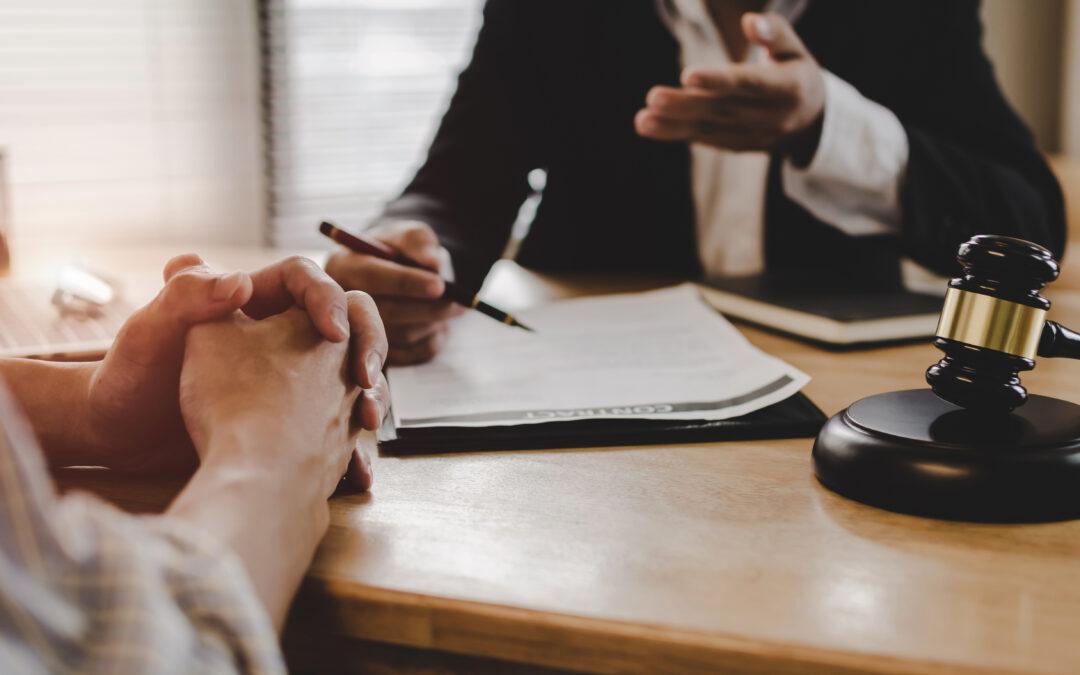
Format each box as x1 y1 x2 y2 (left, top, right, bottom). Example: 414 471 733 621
46 243 1080 674
285 253 1080 674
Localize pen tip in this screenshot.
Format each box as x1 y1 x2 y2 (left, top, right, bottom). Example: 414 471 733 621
513 320 534 332
319 221 334 236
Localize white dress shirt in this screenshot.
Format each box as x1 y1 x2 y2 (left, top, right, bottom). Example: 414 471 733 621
656 0 909 278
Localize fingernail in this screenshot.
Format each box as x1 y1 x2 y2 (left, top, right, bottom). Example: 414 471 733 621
212 272 244 301
423 246 442 266
427 279 444 297
433 324 450 349
333 307 349 338
452 303 468 317
365 351 383 386
362 451 373 488
754 15 773 40
368 392 386 426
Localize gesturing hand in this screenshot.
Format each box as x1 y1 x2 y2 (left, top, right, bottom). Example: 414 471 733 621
635 12 826 166
86 254 389 480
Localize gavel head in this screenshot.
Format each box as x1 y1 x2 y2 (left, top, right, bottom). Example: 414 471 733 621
926 235 1059 411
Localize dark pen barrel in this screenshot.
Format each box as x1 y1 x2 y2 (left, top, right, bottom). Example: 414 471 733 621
473 299 533 331
439 280 477 308
444 282 533 330
319 220 533 331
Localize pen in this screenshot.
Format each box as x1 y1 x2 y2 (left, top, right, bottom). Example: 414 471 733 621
319 221 533 332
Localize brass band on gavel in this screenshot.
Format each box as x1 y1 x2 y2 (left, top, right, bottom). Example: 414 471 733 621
935 288 1046 359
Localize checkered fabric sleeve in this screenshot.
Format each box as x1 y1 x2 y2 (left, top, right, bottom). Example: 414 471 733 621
0 381 285 674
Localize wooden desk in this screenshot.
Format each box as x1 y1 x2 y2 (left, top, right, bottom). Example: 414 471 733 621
43 244 1080 674
278 261 1080 675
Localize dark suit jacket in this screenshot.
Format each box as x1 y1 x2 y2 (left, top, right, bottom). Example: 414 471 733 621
374 0 1066 293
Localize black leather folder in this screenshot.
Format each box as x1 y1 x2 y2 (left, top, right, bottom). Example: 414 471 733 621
378 392 826 455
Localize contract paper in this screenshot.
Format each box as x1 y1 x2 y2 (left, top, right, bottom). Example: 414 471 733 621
387 284 810 428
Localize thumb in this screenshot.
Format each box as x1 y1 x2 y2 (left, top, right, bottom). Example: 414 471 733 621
743 12 807 61
158 254 254 324
95 254 257 412
105 256 254 373
375 221 443 271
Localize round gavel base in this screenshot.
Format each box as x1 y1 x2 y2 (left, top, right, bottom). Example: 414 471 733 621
813 389 1080 522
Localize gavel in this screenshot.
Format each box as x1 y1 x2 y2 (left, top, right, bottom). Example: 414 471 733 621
926 234 1080 411
813 234 1080 522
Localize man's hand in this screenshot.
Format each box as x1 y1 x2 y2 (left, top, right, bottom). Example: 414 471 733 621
85 254 389 479
179 304 374 495
171 305 377 628
635 12 825 166
325 220 464 365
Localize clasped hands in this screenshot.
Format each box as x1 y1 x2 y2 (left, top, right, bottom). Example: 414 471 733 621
86 253 389 492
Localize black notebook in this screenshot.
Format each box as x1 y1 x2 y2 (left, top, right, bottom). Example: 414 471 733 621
698 275 944 348
377 392 826 455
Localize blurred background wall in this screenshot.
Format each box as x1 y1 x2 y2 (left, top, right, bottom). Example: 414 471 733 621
982 0 1066 152
982 0 1080 238
1060 0 1080 155
0 0 264 247
0 0 1076 248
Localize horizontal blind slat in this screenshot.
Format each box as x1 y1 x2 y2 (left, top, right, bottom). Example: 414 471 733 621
264 0 483 243
0 0 264 244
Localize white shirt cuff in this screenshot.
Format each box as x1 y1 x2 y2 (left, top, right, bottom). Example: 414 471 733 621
781 71 909 237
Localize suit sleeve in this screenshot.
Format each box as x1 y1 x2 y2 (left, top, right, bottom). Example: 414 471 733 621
896 0 1066 276
369 0 537 293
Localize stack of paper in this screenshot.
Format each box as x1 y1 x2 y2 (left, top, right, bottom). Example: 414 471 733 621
381 284 818 452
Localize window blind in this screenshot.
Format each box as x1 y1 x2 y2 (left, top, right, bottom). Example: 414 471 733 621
261 0 484 249
0 0 264 246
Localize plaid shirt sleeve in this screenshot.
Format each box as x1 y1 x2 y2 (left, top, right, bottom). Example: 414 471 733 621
0 380 286 675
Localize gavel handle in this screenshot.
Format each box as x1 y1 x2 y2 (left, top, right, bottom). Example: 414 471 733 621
1038 320 1080 359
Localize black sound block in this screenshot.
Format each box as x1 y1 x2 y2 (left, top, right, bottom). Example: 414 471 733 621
812 389 1080 522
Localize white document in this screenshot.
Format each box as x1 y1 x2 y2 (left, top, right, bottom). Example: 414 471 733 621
387 284 810 428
